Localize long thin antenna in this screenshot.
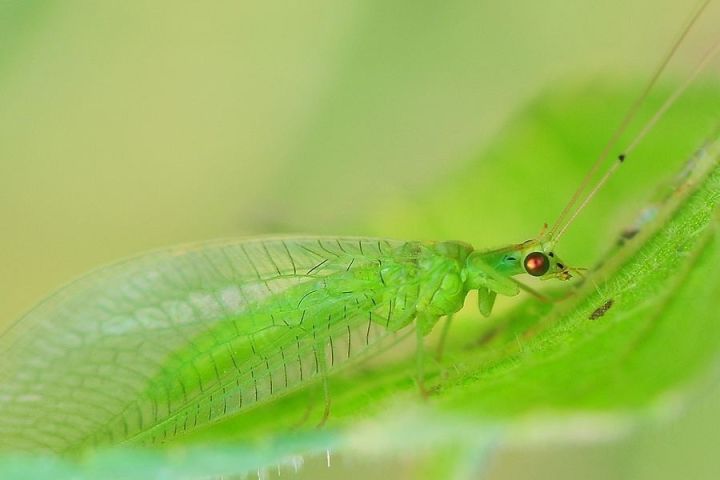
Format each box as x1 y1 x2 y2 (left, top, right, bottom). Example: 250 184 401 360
623 39 720 157
551 36 720 243
547 0 713 240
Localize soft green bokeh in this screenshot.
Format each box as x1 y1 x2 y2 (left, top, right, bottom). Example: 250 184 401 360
4 0 719 324
2 1 720 479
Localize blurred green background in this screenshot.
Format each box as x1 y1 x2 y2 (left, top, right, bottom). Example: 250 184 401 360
2 1 720 479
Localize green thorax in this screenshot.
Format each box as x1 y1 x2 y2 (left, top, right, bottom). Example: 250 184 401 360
375 240 474 331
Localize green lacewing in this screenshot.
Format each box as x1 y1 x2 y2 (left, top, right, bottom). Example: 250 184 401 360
1 0 718 454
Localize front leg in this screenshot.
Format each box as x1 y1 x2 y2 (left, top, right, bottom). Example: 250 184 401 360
476 269 551 316
477 287 497 317
468 256 520 317
468 255 521 297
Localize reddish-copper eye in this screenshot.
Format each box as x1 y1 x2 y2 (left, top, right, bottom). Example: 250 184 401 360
524 252 549 276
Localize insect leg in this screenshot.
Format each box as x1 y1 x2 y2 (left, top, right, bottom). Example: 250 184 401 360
467 254 520 297
434 314 454 361
477 287 498 317
318 375 331 427
315 339 332 427
508 278 552 303
292 393 316 429
292 343 332 428
415 313 439 397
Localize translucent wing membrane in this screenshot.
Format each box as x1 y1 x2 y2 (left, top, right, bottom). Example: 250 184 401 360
0 237 415 453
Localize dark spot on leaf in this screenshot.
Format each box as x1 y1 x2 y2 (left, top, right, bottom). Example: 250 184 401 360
589 299 614 320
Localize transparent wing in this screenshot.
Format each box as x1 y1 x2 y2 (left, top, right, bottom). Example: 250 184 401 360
128 297 414 446
0 236 413 453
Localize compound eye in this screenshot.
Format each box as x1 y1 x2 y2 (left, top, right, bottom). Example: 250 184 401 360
524 252 550 276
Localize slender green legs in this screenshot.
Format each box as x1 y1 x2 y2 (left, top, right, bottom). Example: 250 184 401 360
435 314 454 361
415 313 440 397
415 321 429 396
292 341 332 428
316 340 332 427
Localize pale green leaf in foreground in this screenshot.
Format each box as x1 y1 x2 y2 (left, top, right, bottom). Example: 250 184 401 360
2 85 720 480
